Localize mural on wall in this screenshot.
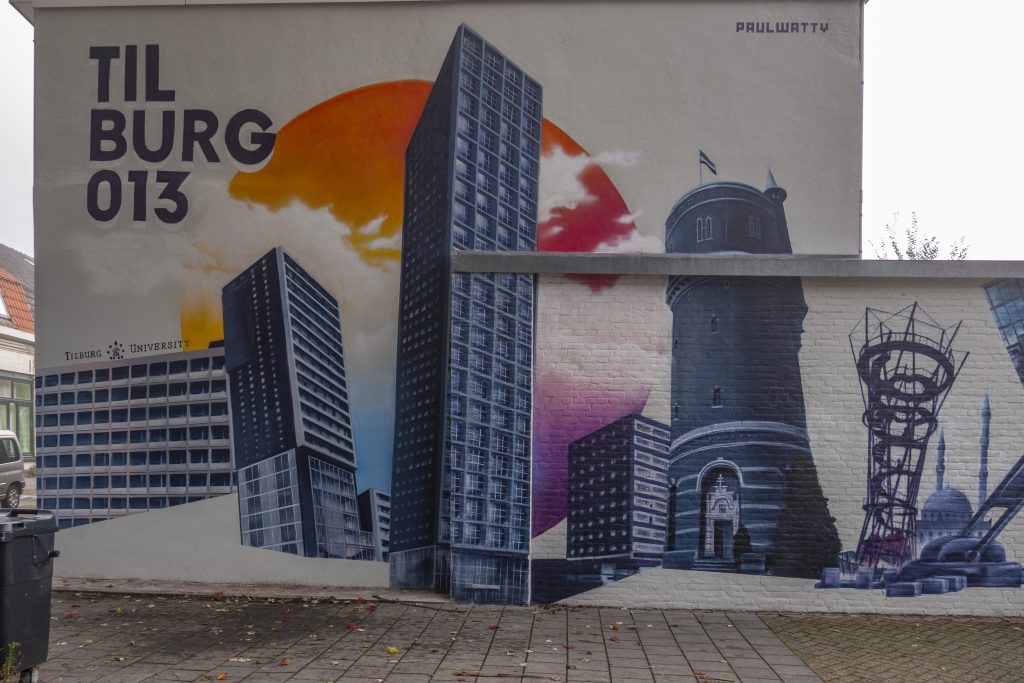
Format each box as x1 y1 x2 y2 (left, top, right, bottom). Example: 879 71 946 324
33 1 900 606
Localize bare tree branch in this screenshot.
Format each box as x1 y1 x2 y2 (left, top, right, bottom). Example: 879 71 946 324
869 212 968 260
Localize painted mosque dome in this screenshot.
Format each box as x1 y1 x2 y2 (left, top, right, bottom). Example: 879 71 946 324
920 488 973 522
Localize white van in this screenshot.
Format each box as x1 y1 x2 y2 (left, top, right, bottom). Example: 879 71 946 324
0 429 26 508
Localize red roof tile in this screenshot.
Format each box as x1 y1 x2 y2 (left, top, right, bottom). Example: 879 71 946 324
0 268 34 334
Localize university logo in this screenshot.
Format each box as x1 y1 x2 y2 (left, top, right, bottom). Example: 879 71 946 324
107 340 125 360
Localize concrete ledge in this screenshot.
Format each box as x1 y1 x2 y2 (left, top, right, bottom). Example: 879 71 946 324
452 252 1024 279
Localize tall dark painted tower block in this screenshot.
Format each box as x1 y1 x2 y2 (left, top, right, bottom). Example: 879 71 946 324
389 25 540 605
662 172 840 578
222 248 375 560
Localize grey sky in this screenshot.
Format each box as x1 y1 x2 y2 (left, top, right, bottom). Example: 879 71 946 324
2 0 1022 259
1 4 33 256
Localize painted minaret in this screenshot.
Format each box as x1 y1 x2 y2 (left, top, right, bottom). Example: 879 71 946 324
935 430 946 491
980 391 991 507
662 166 839 578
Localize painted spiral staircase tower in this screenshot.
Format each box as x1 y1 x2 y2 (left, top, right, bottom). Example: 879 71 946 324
848 303 966 570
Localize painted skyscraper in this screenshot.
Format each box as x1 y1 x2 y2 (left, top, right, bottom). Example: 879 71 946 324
389 25 540 605
222 247 374 560
662 170 840 578
983 279 1024 385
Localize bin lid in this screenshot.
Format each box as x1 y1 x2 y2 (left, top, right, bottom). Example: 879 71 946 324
0 508 59 541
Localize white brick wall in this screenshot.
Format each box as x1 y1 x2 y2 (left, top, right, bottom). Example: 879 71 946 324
533 275 1024 615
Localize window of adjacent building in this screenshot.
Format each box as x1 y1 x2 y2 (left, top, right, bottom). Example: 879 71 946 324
710 316 719 334
0 291 8 319
712 387 722 408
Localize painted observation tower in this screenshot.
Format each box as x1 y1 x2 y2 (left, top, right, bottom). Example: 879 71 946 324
847 303 967 571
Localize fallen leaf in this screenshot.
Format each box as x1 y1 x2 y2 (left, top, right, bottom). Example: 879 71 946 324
345 623 357 630
63 610 77 618
387 646 399 654
279 657 291 666
216 674 228 681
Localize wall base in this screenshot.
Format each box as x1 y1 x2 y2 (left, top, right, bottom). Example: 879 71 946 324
53 493 389 589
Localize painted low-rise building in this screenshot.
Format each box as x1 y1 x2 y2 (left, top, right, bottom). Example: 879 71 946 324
567 413 670 583
34 346 234 528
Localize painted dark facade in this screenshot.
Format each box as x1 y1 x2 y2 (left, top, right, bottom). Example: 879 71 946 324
663 173 840 578
567 414 670 582
358 488 391 562
389 25 540 604
223 248 374 559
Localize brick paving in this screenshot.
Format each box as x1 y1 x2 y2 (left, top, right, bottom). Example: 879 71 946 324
762 612 1024 683
33 591 1024 682
38 592 821 682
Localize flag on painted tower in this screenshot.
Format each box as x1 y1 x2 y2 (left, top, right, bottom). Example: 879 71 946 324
699 150 717 175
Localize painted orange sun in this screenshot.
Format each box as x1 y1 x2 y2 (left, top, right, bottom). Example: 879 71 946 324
181 79 637 345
